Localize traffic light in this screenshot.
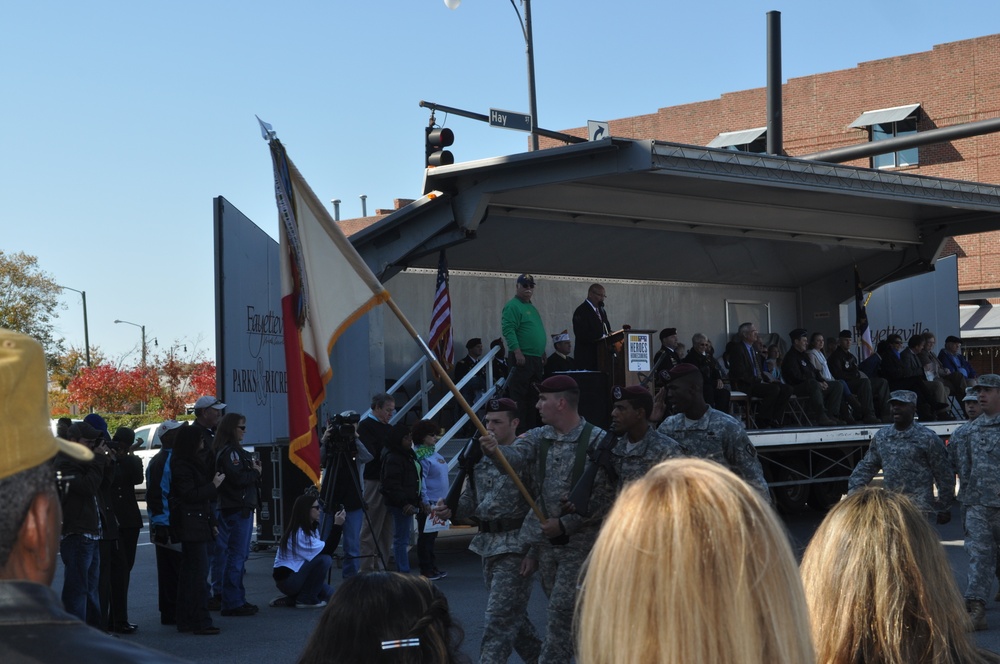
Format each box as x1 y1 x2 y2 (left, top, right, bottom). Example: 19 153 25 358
425 127 454 167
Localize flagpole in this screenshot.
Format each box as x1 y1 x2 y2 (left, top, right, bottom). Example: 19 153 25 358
263 129 545 521
384 298 547 522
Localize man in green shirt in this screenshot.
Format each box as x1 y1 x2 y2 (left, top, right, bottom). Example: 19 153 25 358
501 274 548 432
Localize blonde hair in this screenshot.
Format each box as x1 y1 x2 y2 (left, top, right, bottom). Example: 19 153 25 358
800 487 978 664
576 458 814 664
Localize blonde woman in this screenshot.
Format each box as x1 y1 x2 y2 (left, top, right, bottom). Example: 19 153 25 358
576 458 814 664
801 487 1000 664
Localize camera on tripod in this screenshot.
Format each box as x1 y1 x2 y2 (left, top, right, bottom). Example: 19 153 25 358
323 410 361 461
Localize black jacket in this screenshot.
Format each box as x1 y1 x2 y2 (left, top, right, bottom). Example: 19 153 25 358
110 453 144 529
572 300 610 371
782 347 821 386
380 447 421 509
544 353 577 377
358 417 394 481
213 443 260 515
56 451 109 537
168 455 218 542
725 340 767 391
828 346 862 382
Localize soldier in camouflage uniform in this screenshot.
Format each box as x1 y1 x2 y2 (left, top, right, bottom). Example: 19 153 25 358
950 374 1000 630
848 390 954 517
581 385 677 519
483 375 609 664
652 364 770 500
436 398 541 664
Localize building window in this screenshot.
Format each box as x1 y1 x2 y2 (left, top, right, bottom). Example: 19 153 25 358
707 127 767 153
849 103 920 169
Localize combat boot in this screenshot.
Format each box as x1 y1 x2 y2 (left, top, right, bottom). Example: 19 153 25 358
968 599 988 631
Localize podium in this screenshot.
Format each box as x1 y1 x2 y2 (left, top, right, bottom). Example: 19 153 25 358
598 329 659 388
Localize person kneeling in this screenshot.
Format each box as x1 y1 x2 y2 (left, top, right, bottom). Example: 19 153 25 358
271 494 345 609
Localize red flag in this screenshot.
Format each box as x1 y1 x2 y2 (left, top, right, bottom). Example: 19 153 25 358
268 138 389 484
428 250 454 373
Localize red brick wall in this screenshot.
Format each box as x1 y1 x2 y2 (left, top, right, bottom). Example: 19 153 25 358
545 34 1000 291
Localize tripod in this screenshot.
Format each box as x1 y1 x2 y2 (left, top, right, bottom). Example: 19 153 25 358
318 437 387 573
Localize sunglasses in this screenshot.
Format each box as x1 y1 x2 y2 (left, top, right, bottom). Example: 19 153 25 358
237 425 246 430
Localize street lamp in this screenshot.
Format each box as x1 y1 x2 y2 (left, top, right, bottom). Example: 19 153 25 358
446 0 540 151
114 319 147 367
58 285 91 367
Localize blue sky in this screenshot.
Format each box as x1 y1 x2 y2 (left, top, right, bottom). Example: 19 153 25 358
5 1 1000 363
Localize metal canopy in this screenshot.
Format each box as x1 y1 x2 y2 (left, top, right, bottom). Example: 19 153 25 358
350 138 1000 303
849 103 921 128
707 126 767 148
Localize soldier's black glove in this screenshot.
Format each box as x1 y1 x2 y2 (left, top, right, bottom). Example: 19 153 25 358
936 510 952 525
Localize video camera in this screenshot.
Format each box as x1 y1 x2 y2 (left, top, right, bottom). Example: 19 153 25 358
322 410 361 461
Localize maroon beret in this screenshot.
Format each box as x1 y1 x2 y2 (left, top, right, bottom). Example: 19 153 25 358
537 375 579 393
668 363 701 380
486 397 518 413
612 385 651 401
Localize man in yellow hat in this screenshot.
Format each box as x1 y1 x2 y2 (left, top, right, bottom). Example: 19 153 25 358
0 328 181 661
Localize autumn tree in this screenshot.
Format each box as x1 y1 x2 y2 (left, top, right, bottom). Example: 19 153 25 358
0 251 64 363
67 364 159 414
49 344 108 389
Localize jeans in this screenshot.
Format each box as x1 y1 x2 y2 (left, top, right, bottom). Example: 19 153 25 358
340 509 363 578
60 534 100 626
276 554 334 605
388 506 413 573
211 510 253 610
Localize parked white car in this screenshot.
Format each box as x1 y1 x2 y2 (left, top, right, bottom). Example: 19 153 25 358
132 422 172 498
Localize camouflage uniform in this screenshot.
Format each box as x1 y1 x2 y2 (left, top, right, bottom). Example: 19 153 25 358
455 452 541 664
586 425 678 519
499 418 607 664
848 421 954 514
656 407 769 499
950 411 1000 603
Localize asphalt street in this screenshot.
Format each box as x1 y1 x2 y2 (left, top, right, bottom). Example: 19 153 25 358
50 508 1000 663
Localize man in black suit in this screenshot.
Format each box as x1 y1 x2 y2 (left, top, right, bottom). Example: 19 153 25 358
544 331 578 377
571 283 611 371
724 322 790 428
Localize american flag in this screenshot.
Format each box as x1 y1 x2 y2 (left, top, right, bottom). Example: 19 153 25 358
429 250 454 372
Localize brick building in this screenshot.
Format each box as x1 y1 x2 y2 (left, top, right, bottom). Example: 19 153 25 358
546 33 1000 372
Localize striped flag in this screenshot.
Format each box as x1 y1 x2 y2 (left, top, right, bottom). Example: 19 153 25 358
268 135 390 484
854 266 874 360
428 250 454 373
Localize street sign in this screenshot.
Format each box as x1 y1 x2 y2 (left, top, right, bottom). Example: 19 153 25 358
489 108 532 133
588 120 610 141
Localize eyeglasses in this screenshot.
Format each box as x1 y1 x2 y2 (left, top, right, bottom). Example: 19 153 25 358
237 425 246 430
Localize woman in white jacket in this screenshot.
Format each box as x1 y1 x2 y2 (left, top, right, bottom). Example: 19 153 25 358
271 494 345 608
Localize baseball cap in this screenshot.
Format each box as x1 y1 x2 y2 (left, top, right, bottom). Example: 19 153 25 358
193 396 226 410
516 274 536 287
0 328 92 481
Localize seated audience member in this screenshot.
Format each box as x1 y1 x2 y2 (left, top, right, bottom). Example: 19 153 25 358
576 459 814 664
806 332 861 424
271 494 345 609
0 327 183 663
724 322 790 428
684 333 731 413
297 571 470 664
766 344 783 381
940 335 978 386
828 330 889 421
801 488 999 664
922 332 967 398
543 330 577 377
782 329 843 426
878 335 942 420
902 334 951 419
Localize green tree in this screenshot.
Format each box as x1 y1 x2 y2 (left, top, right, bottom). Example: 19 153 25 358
0 251 64 362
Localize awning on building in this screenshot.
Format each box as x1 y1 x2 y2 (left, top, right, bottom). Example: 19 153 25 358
849 103 921 128
706 127 767 148
960 302 1000 340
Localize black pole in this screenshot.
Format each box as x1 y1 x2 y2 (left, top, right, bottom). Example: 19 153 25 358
766 11 782 156
524 0 539 151
81 290 91 367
